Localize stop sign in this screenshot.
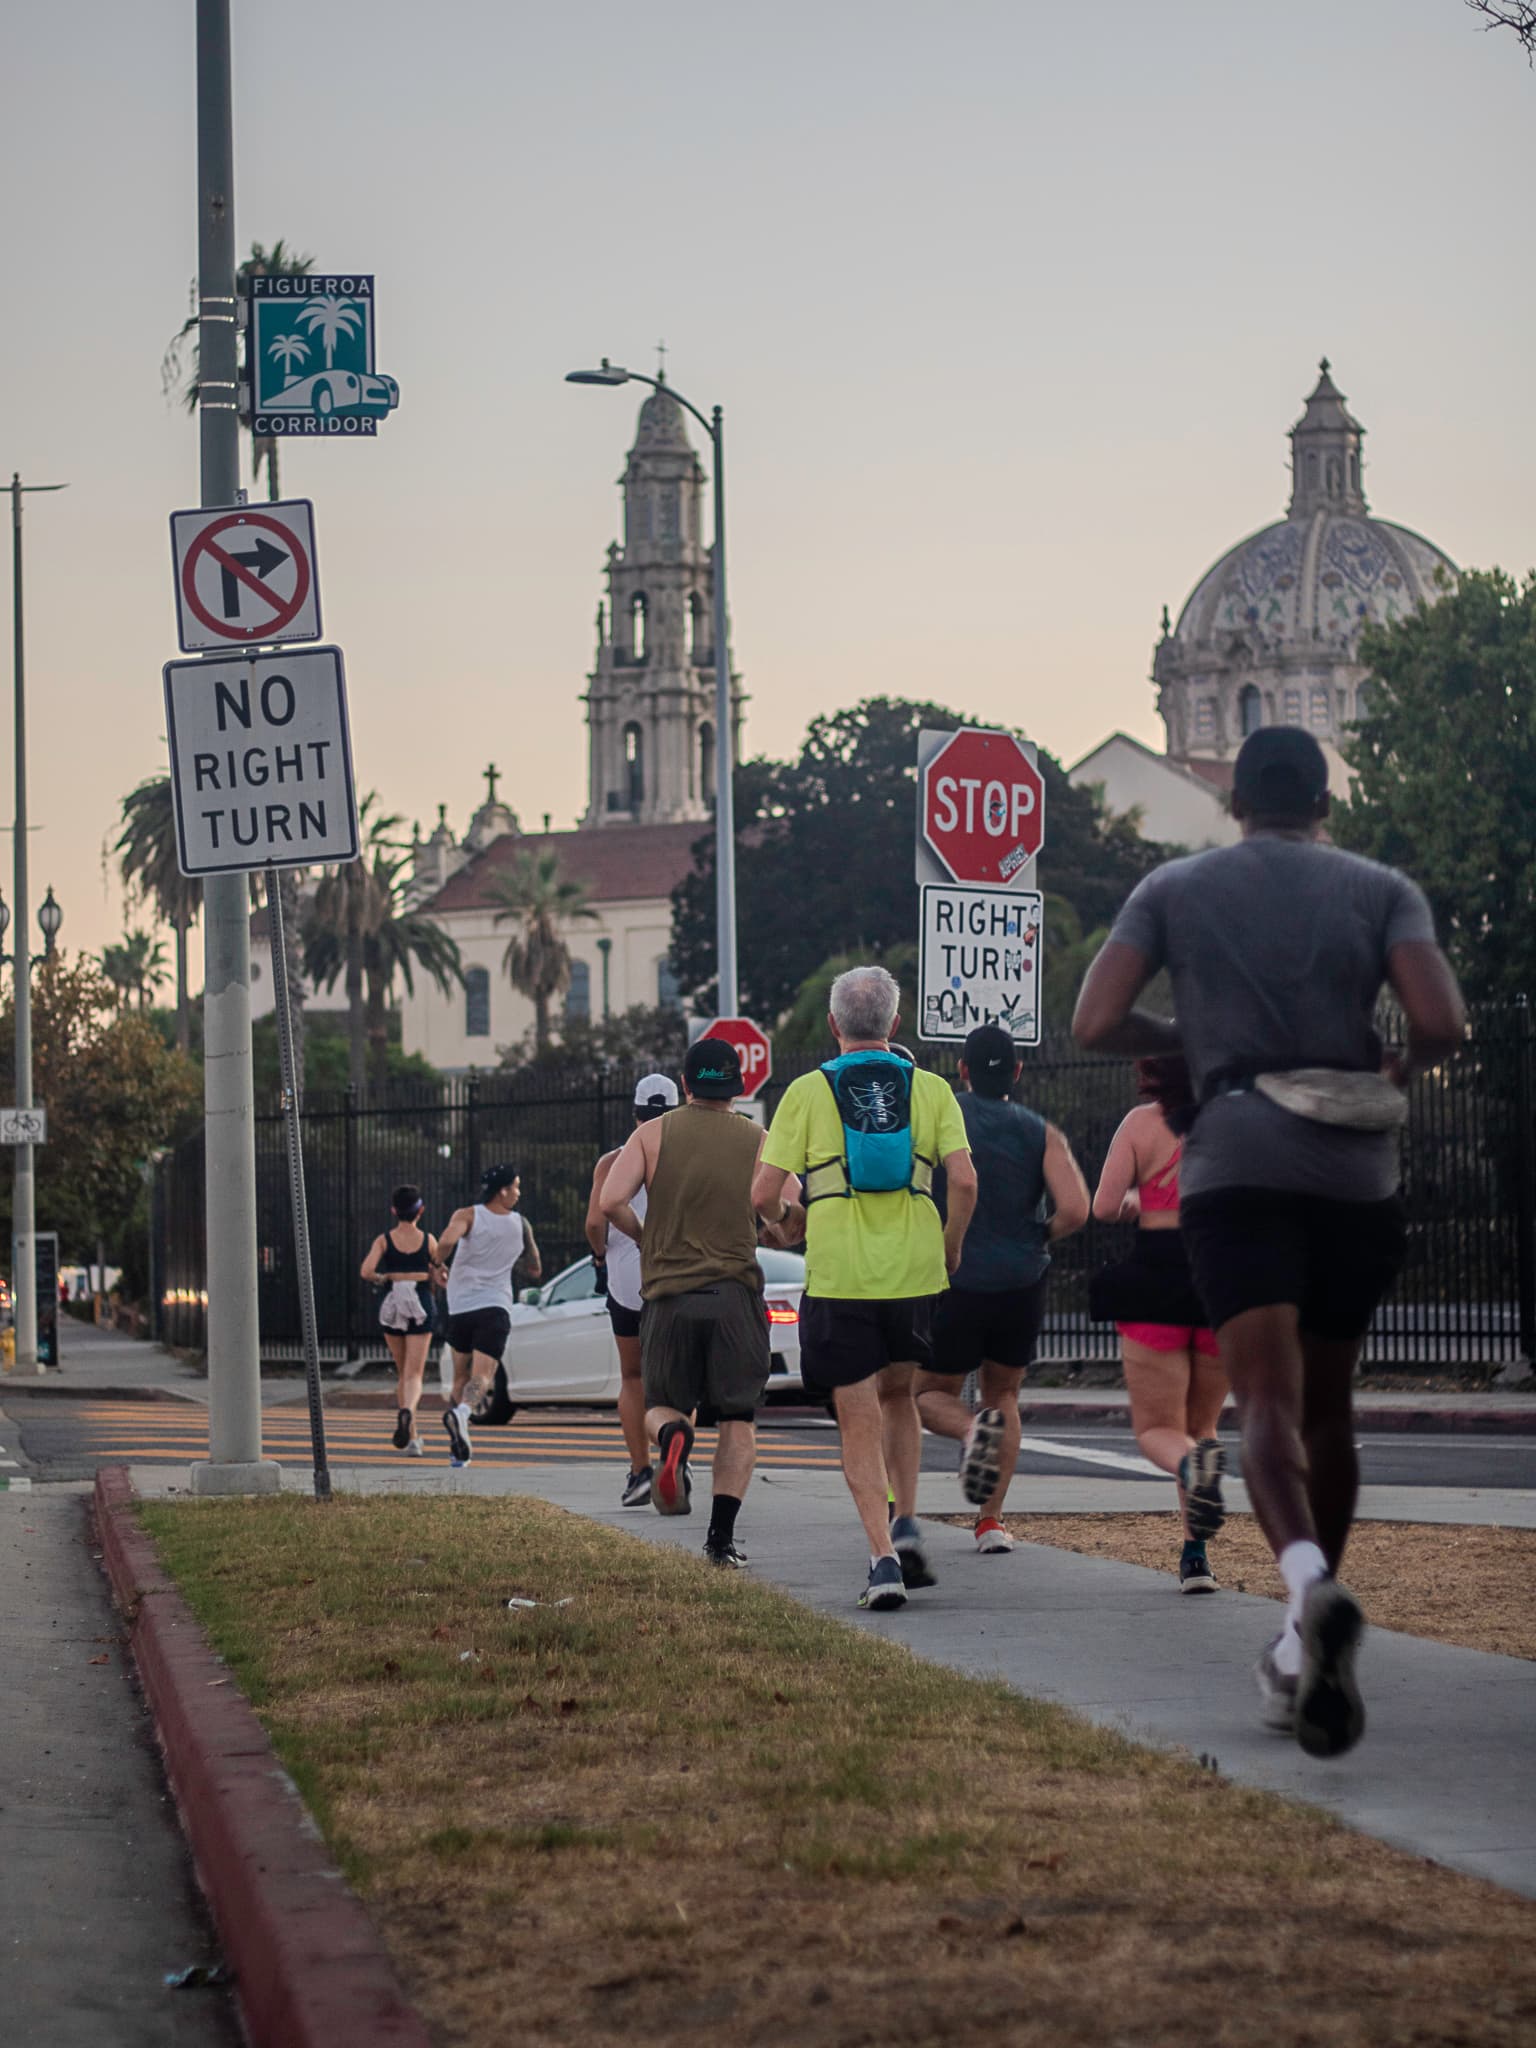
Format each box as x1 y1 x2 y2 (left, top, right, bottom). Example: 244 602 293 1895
699 1016 773 1101
920 728 1044 887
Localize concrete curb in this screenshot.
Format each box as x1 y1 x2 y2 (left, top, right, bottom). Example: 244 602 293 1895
91 1466 433 2048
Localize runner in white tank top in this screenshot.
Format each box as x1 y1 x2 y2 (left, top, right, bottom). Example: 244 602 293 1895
586 1074 679 1506
433 1165 541 1466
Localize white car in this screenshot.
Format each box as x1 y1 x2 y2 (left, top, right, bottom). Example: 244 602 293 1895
465 1248 807 1410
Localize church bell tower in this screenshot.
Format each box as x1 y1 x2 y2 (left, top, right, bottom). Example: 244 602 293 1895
583 378 742 827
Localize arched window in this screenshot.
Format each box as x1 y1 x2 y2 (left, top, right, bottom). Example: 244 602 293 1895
464 966 490 1039
699 720 715 804
657 958 681 1011
623 722 644 811
1349 453 1360 494
686 592 705 662
565 959 591 1022
1239 684 1262 737
1326 456 1342 499
630 593 648 662
1309 685 1330 729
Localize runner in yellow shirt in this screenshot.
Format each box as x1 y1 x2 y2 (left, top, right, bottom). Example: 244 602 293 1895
753 965 976 1610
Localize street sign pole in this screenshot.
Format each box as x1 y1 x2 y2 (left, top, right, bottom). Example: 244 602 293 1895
263 869 330 1501
710 406 738 1018
191 0 277 1494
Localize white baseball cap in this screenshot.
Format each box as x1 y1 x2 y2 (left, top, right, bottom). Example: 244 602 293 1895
633 1073 680 1112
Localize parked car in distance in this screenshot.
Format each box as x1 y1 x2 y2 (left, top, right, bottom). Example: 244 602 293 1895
453 1247 807 1412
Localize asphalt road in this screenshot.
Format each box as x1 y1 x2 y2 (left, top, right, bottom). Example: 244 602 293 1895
5 1397 1534 1492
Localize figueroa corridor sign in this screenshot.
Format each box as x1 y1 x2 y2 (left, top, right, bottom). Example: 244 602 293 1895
248 274 400 436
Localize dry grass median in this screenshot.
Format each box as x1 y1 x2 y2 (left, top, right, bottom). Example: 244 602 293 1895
141 1494 1536 2048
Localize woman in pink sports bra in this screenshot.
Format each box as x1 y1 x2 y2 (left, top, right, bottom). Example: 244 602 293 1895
1092 1056 1229 1592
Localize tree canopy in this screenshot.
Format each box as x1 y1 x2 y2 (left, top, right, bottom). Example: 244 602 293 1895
1334 567 1536 1004
669 696 1173 1024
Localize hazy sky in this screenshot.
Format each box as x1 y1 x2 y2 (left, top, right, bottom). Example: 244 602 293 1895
4 0 1533 967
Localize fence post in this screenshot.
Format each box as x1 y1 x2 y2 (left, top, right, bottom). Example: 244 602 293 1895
343 1083 359 1363
465 1073 481 1194
1515 996 1536 1365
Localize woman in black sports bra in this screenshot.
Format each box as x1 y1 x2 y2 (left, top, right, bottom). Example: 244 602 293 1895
360 1184 439 1454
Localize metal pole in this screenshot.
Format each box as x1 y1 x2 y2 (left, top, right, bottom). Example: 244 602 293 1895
10 476 36 1374
190 0 275 1493
264 868 329 1498
709 407 738 1015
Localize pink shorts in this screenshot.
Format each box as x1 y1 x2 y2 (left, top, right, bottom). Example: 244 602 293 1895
1117 1321 1220 1359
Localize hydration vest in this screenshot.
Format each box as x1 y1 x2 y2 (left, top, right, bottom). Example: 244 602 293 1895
803 1050 936 1205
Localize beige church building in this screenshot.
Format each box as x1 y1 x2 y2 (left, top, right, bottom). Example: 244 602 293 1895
398 382 742 1070
1070 363 1456 846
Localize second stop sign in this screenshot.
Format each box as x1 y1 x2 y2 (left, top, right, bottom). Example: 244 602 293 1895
921 728 1044 887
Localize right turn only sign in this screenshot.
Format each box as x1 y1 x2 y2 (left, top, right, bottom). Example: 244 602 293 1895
918 884 1043 1045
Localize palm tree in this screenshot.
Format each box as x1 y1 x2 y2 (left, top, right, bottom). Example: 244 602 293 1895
489 851 598 1054
116 777 200 1051
305 795 462 1091
163 238 314 499
297 294 362 371
100 931 169 1010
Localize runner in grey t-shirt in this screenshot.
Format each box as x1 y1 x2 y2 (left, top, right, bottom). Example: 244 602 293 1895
1073 726 1465 1760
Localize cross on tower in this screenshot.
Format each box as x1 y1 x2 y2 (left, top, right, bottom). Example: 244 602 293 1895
483 763 500 804
656 338 668 379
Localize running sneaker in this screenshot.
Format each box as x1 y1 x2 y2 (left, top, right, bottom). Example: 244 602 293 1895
974 1516 1015 1555
1179 1550 1219 1594
703 1538 748 1569
442 1405 472 1468
653 1421 694 1516
405 1437 424 1458
621 1466 653 1509
891 1514 937 1589
1255 1634 1299 1732
1295 1579 1366 1759
1178 1438 1227 1540
960 1406 1007 1508
391 1408 413 1451
858 1556 907 1610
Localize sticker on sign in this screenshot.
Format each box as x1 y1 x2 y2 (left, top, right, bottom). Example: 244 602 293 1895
163 646 360 876
918 885 1043 1046
170 500 321 653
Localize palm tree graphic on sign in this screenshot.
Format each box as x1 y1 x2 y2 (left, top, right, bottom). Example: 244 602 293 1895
297 295 363 370
267 332 310 388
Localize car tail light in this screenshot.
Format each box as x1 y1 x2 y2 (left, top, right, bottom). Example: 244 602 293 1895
765 1299 798 1326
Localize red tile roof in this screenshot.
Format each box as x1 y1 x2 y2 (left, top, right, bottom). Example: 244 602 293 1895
424 822 706 914
1183 757 1236 791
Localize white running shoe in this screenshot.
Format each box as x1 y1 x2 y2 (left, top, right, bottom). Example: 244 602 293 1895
974 1517 1015 1554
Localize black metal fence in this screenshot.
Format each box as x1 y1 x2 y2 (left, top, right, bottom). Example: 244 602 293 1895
152 1002 1536 1371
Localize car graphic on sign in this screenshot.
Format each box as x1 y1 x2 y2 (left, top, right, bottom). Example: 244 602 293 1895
258 368 399 422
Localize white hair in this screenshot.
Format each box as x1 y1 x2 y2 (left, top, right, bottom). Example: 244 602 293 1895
829 964 900 1042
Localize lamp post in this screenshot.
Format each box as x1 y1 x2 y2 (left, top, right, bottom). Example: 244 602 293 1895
36 888 61 957
565 360 738 1016
7 472 66 1376
595 935 612 1022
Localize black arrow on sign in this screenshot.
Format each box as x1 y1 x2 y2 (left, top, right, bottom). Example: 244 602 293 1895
219 535 289 618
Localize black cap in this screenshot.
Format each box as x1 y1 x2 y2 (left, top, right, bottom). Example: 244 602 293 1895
1232 727 1329 818
683 1037 744 1100
479 1162 520 1199
962 1023 1017 1098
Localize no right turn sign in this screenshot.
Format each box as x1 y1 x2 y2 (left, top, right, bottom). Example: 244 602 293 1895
170 499 322 653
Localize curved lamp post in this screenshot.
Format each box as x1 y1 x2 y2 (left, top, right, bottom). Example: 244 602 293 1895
565 360 738 1017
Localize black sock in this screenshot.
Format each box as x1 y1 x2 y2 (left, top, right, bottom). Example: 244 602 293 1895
1181 1537 1206 1562
708 1494 741 1546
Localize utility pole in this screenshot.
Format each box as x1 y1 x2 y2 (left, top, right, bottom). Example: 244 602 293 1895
190 0 277 1493
8 473 65 1376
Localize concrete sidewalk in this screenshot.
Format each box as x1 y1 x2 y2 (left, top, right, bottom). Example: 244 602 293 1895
0 1486 239 2047
130 1457 1536 1901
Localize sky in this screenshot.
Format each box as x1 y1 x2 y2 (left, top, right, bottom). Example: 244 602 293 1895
3 0 1534 971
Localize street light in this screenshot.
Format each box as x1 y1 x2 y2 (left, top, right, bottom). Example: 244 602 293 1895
565 358 739 1016
36 887 61 957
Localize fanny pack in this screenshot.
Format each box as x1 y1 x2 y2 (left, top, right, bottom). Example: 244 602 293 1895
1205 1062 1407 1133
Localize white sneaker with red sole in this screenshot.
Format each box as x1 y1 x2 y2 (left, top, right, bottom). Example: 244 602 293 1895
974 1517 1014 1554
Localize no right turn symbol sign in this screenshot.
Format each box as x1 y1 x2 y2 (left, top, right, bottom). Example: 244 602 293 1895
170 499 322 652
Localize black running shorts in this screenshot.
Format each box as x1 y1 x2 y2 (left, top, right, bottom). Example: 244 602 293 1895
444 1306 512 1361
797 1295 935 1393
640 1280 770 1424
606 1295 642 1340
1179 1189 1406 1342
930 1277 1047 1378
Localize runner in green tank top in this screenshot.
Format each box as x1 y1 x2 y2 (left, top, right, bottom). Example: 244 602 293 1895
600 1038 771 1567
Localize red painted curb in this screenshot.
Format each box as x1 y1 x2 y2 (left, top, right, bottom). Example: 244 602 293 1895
92 1466 434 2048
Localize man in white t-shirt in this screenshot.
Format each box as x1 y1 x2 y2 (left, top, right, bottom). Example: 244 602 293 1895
433 1164 541 1467
585 1074 680 1507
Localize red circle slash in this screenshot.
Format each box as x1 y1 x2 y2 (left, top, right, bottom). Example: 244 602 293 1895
180 510 311 642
